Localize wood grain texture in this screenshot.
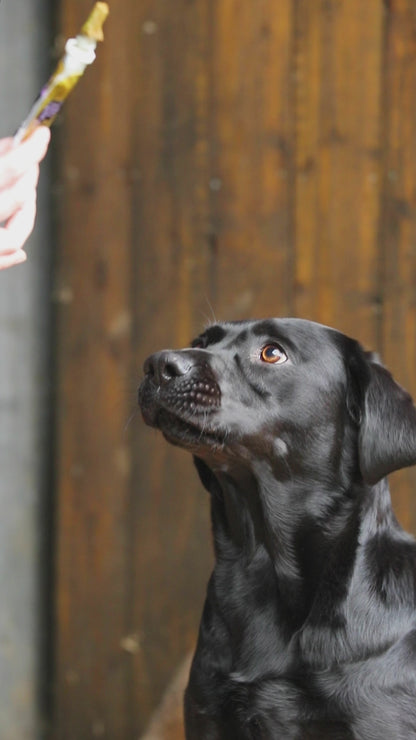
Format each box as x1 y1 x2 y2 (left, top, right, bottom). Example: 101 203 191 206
53 1 416 737
379 0 416 531
293 0 384 346
53 2 136 737
209 0 294 320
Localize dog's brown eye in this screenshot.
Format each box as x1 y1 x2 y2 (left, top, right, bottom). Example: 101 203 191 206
260 344 287 364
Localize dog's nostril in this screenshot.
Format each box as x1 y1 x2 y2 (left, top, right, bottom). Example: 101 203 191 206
145 351 193 385
160 353 192 382
162 361 182 381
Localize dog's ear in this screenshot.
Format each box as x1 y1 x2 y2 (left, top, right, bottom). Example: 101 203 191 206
347 345 416 484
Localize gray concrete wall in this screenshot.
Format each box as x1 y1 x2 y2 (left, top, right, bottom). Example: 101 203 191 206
0 2 52 737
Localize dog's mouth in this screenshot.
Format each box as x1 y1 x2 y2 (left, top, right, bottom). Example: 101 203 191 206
138 372 224 451
155 408 224 450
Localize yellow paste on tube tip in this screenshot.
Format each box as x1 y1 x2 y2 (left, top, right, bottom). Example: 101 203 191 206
81 2 110 42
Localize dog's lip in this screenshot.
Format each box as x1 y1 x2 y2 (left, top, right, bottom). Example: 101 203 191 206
155 408 223 448
138 375 222 443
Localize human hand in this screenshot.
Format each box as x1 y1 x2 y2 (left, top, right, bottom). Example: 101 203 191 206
0 127 51 270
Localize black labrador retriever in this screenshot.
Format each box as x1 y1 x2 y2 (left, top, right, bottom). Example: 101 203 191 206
139 318 416 739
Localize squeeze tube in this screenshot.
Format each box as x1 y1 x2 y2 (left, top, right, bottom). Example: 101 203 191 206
14 2 109 144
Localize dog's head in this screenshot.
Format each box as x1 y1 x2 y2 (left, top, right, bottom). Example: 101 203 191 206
139 318 416 486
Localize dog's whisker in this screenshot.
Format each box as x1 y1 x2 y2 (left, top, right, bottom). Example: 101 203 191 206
200 295 217 326
123 407 138 434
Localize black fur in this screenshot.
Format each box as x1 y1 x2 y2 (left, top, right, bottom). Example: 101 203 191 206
139 318 416 739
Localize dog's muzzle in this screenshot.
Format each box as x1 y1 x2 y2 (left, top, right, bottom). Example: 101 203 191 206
138 349 221 430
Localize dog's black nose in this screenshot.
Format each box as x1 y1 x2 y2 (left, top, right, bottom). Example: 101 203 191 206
144 351 194 385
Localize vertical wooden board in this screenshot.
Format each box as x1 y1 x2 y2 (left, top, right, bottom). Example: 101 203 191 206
208 0 295 320
128 0 215 733
380 0 416 533
293 0 384 348
53 2 136 737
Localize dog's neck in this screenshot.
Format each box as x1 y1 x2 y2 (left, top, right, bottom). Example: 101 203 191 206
196 456 399 634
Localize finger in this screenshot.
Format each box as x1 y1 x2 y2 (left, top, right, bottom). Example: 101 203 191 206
0 164 39 223
25 126 51 159
0 127 50 189
0 249 27 270
0 138 13 156
0 193 37 255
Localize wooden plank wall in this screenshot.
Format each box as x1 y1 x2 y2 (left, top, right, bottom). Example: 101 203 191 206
52 0 416 737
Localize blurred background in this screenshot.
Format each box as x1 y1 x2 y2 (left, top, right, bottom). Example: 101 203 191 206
1 0 416 737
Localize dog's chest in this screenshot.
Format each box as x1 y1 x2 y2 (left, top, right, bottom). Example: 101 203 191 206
191 565 326 730
187 657 353 739
189 591 416 739
190 560 416 738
